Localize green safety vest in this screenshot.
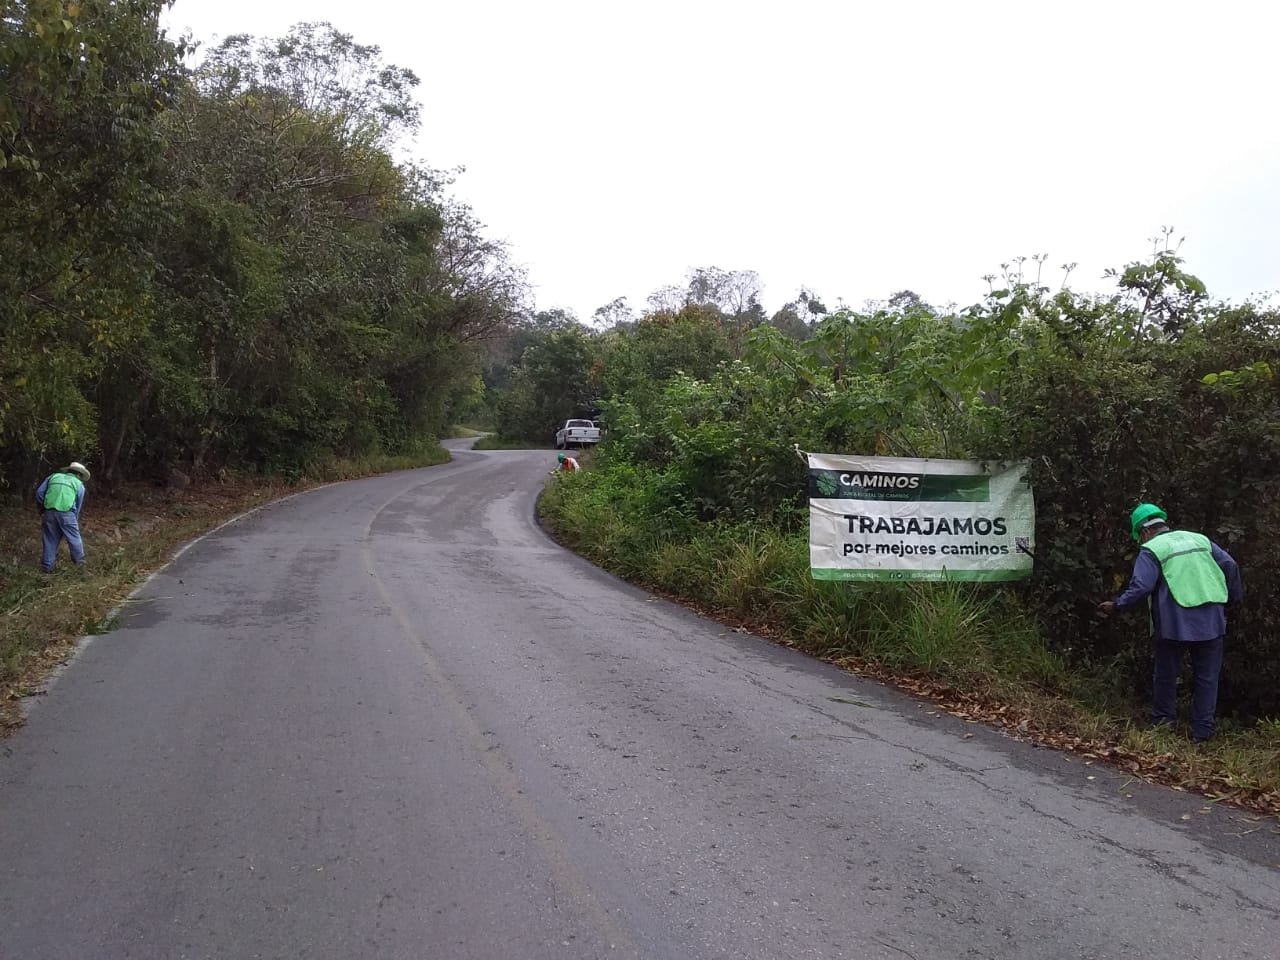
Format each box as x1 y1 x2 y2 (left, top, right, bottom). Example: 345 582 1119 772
42 472 83 512
1143 530 1228 608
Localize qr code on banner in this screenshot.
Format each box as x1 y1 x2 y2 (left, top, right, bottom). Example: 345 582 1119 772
1015 536 1031 553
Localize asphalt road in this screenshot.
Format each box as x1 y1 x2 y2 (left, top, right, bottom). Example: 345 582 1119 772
2 443 1278 960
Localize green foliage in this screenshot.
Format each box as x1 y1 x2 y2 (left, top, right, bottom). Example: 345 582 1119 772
1106 229 1209 338
200 22 422 147
596 301 1016 526
1 17 523 489
601 305 733 401
1 0 185 484
495 319 601 442
861 582 1064 689
965 296 1280 718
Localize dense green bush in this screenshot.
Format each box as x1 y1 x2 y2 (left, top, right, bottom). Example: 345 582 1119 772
493 322 601 443
967 301 1280 717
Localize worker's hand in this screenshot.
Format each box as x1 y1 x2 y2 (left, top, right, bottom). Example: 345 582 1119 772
1097 601 1116 618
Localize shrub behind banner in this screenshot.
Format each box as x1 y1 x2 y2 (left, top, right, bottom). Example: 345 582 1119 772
966 305 1280 719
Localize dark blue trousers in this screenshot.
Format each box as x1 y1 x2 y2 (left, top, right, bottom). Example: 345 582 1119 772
41 509 85 572
1152 636 1223 741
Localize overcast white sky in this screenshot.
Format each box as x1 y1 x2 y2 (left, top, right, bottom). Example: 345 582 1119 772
162 0 1278 320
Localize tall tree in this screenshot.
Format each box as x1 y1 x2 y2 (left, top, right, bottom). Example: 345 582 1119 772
496 323 600 440
592 296 635 330
0 0 186 487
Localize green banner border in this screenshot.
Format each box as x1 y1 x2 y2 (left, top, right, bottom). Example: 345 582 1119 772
808 470 991 503
811 567 1031 583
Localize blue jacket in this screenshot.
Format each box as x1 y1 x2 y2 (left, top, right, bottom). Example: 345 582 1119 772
1113 534 1243 642
35 474 85 517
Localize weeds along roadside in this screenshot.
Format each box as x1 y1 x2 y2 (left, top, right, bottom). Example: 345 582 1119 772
0 447 449 732
538 466 1280 818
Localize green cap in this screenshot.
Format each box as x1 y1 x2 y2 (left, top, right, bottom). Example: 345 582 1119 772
557 452 566 462
1129 502 1167 541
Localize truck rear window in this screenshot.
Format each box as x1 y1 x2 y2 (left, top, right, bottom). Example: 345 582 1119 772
567 420 594 428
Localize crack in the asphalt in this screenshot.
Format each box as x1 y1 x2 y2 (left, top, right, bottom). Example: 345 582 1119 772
1011 796 1280 915
718 662 1280 919
872 936 920 960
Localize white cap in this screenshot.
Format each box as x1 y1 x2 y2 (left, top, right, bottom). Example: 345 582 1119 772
67 462 90 480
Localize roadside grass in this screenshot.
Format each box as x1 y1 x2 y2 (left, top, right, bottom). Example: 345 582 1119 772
0 447 449 732
446 425 490 439
472 435 548 450
304 445 449 481
539 472 1280 815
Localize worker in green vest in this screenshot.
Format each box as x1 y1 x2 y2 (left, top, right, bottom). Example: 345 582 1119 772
1098 503 1242 742
34 462 91 573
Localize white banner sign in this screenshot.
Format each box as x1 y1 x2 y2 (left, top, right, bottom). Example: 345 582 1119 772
808 453 1035 582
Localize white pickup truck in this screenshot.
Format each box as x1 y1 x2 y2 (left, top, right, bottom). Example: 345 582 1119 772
555 419 601 449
